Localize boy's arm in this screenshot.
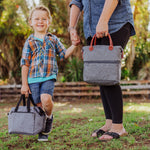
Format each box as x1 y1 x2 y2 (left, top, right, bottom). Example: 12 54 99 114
21 65 31 97
65 45 77 59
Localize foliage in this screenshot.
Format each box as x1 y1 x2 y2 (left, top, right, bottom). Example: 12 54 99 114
138 61 150 80
0 0 31 83
121 67 130 80
0 0 150 83
123 0 150 80
0 101 150 149
131 41 150 79
63 57 83 82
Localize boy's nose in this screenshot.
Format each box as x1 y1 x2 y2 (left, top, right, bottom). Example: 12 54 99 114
39 19 43 22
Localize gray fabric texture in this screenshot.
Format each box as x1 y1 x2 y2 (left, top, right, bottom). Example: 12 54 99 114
8 106 46 135
83 45 123 85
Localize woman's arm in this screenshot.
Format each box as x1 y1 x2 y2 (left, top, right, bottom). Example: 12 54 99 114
69 4 81 29
69 4 81 45
96 0 118 38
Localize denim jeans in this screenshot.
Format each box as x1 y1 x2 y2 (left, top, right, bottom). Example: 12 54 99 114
29 79 55 104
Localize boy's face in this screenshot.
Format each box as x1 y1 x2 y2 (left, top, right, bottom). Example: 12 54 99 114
30 10 50 34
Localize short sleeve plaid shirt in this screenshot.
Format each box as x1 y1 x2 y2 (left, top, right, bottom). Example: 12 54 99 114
21 33 66 78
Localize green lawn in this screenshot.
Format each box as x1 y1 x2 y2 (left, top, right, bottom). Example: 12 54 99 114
0 99 150 150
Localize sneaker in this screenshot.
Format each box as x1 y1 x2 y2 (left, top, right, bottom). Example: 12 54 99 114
38 133 48 142
42 114 53 135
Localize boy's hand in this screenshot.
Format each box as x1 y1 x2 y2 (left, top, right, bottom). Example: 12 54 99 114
70 29 80 46
21 84 31 97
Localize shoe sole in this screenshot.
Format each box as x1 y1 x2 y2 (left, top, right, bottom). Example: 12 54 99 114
38 139 48 142
99 132 128 142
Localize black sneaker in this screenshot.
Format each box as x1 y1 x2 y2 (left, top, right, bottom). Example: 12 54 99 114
42 114 53 135
38 133 48 142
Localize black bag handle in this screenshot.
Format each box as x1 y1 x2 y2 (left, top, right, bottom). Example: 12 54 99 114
28 94 36 106
28 94 45 116
15 94 35 112
15 94 45 116
15 94 26 112
27 94 45 116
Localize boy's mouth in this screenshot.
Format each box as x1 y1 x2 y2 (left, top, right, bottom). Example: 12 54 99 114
37 25 44 27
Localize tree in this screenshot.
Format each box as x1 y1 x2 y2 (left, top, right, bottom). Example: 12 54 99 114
125 0 150 79
0 0 31 83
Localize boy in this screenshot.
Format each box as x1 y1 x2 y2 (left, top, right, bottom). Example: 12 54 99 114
21 5 79 141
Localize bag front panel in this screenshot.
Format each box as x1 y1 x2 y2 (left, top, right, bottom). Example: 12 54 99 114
8 112 35 135
8 106 46 135
83 62 121 85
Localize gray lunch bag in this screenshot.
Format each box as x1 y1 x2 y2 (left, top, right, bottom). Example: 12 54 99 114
82 34 123 85
8 94 46 135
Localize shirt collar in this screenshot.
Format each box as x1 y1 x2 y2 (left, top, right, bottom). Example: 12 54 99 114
28 32 53 41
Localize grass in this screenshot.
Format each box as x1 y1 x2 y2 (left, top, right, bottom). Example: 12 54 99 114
0 99 150 150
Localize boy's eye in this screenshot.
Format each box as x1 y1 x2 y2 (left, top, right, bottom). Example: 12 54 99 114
33 18 47 21
34 18 39 20
42 18 47 21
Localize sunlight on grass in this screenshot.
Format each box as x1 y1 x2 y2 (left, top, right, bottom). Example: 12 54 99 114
96 107 103 110
124 104 150 112
54 102 68 107
60 107 83 114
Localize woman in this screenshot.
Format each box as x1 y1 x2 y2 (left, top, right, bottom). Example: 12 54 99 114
69 0 135 141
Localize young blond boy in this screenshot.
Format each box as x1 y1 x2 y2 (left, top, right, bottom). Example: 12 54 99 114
21 5 79 141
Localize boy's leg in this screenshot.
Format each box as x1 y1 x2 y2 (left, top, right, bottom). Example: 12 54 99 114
40 79 55 135
41 94 53 116
29 83 48 141
41 94 53 135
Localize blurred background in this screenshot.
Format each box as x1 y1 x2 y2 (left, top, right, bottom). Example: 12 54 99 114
0 0 150 85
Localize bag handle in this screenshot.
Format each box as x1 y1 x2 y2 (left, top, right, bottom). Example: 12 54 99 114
27 94 38 112
14 94 26 112
28 94 45 116
15 94 36 112
14 94 45 115
89 33 113 51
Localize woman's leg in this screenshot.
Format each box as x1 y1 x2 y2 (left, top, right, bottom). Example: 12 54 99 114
89 23 131 139
98 23 131 140
91 86 112 137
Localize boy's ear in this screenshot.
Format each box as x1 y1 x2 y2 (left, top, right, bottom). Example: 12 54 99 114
29 20 32 27
47 20 51 26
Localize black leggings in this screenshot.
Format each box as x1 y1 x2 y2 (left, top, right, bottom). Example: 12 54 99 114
87 23 131 123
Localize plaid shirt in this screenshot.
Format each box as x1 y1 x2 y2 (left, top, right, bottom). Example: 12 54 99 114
21 33 66 78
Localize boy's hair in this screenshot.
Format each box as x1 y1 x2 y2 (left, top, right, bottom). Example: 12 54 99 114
29 5 52 22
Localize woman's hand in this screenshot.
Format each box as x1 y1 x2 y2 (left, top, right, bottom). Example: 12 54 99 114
96 21 108 38
70 29 80 46
96 0 118 39
21 84 31 97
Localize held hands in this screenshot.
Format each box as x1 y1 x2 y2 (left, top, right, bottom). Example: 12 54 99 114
69 29 80 46
21 84 31 97
96 21 108 38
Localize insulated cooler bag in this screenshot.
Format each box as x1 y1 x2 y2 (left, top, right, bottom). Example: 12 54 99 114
82 34 123 85
8 94 46 135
